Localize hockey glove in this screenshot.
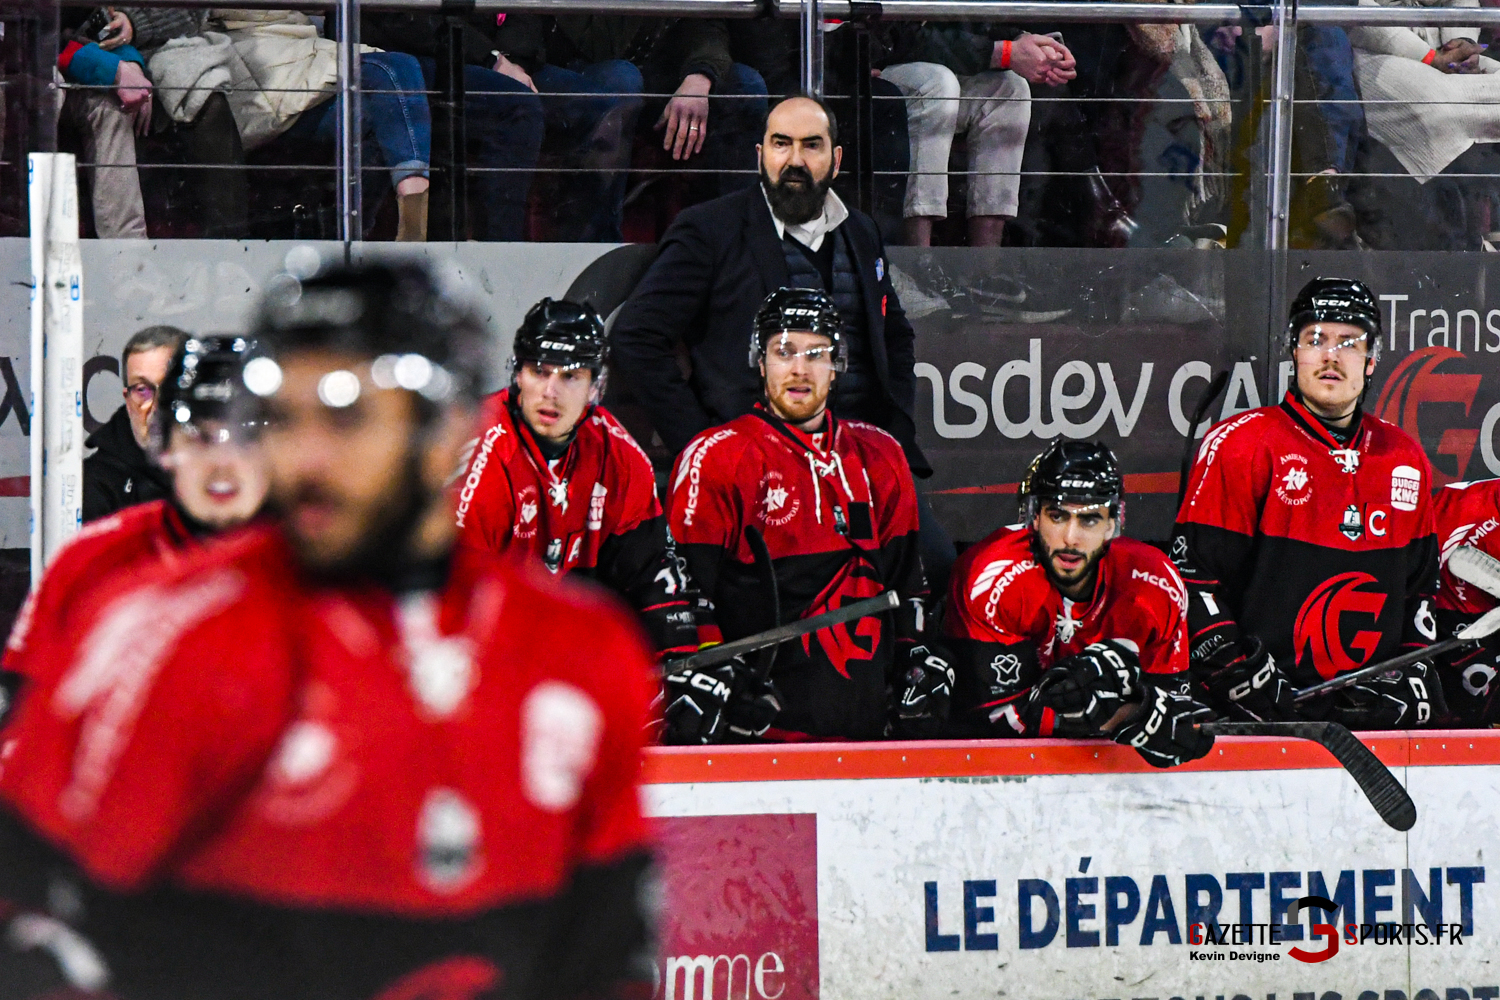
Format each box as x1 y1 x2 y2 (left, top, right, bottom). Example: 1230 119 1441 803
1193 634 1300 723
1332 660 1449 730
1028 640 1143 737
892 645 955 739
1113 686 1217 768
723 674 784 739
662 662 736 745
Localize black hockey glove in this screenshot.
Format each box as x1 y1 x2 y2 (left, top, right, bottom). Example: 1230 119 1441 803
892 645 954 739
1113 685 1217 768
662 662 736 745
1193 634 1300 723
1028 640 1142 737
1332 660 1449 730
723 674 784 739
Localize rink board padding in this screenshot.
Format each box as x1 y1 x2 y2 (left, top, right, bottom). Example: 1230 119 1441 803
642 731 1500 1000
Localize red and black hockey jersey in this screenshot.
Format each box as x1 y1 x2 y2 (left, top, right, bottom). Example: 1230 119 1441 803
455 389 709 655
1434 478 1500 616
5 500 205 685
668 406 927 741
1173 393 1439 690
945 527 1190 735
0 526 657 999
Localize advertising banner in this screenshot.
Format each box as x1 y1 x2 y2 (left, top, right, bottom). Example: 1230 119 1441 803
642 736 1500 1000
3 240 1500 552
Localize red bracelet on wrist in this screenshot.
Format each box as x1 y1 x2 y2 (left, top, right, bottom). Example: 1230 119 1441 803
1000 39 1013 70
1423 48 1437 64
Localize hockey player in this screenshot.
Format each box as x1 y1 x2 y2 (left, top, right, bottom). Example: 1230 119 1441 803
1432 478 1500 725
453 297 710 659
1173 277 1445 729
0 261 657 999
667 286 951 742
945 440 1215 768
3 335 268 688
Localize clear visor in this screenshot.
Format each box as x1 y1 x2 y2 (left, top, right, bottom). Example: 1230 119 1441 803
1022 495 1125 539
754 331 847 372
1294 325 1374 357
242 353 459 409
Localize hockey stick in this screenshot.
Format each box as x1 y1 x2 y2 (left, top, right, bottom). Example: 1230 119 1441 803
1292 602 1500 703
679 590 900 671
1175 370 1230 513
1198 721 1416 831
1448 543 1500 600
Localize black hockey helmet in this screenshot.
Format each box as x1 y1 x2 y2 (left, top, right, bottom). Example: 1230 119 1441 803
513 298 607 374
247 257 493 416
1019 439 1125 531
749 286 846 371
1286 277 1382 361
148 334 261 457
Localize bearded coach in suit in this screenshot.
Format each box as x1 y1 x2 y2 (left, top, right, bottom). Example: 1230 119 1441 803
610 94 955 585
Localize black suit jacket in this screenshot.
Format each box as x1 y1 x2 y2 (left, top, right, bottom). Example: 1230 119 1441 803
610 185 929 475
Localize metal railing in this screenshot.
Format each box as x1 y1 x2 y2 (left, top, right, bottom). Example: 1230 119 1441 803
44 0 1500 264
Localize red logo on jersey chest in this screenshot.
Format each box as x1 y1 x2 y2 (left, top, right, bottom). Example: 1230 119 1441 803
801 566 883 678
1293 572 1389 680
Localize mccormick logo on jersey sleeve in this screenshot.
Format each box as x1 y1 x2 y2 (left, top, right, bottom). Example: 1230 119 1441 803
1391 465 1422 512
675 429 736 527
455 423 506 530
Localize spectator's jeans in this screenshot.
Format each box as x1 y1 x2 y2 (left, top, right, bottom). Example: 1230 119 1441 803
534 59 644 242
283 51 431 189
880 62 1032 219
414 59 543 241
1296 25 1363 174
58 87 147 239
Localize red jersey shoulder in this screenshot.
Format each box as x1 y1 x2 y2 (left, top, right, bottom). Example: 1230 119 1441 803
671 420 751 496
587 405 655 478
949 525 1048 635
473 554 657 712
839 418 906 464
7 503 173 659
1196 407 1274 469
1106 538 1189 619
1436 479 1500 559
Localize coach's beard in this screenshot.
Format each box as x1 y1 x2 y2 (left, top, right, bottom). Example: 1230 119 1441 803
762 163 832 226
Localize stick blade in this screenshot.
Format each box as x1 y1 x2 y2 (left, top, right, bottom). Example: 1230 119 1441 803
1201 722 1416 831
1316 723 1416 832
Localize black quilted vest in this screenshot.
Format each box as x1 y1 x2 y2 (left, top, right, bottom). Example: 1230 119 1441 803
780 229 880 421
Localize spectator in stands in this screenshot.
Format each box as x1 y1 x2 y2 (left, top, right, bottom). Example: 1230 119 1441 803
361 12 544 240
82 325 185 521
610 95 956 590
211 9 432 240
537 16 767 239
1348 6 1500 183
56 8 154 238
112 6 248 237
881 25 1076 247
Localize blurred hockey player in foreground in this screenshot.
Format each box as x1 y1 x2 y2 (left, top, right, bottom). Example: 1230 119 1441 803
0 260 658 999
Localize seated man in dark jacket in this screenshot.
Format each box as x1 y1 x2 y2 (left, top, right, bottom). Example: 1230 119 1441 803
82 325 184 521
610 95 955 588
